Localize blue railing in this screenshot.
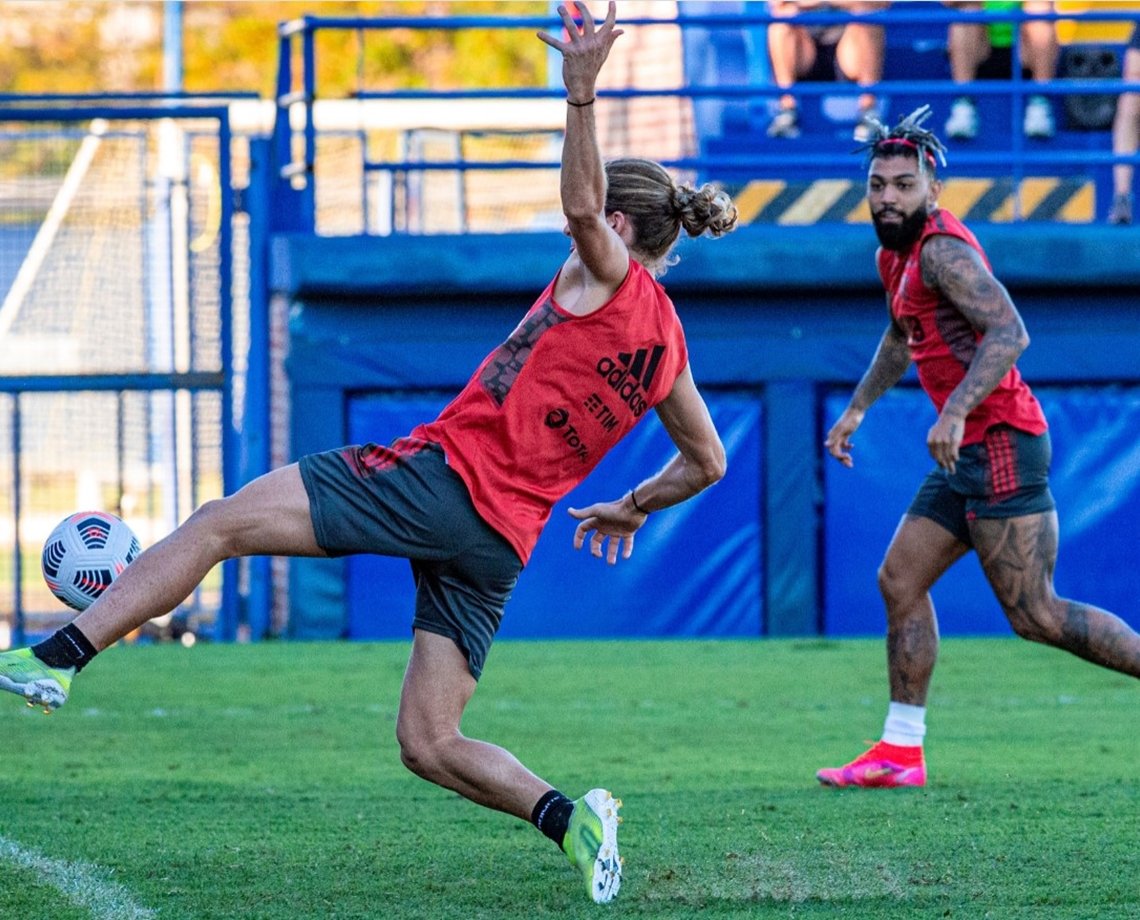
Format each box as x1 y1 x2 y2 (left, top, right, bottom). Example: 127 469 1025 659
0 91 258 104
273 5 1140 229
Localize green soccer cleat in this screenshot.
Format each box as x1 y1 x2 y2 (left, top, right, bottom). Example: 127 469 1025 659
0 648 73 713
563 788 622 904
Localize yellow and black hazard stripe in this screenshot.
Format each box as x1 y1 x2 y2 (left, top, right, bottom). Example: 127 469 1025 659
732 177 1095 224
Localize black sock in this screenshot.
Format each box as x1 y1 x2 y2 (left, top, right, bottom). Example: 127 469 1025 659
531 790 575 848
31 624 98 672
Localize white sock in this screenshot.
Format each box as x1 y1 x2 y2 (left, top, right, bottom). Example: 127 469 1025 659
881 702 926 747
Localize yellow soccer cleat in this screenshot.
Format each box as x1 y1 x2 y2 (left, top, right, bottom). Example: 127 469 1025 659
563 788 622 904
0 648 73 712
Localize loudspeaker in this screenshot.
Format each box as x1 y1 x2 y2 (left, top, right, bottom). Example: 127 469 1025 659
1062 44 1122 131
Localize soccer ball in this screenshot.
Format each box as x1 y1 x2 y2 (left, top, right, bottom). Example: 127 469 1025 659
41 511 141 611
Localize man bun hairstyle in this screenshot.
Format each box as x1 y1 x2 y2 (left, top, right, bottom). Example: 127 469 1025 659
605 157 738 276
673 183 739 239
855 104 949 177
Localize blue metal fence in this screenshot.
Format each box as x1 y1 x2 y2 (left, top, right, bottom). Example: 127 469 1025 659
271 4 1140 232
0 97 252 645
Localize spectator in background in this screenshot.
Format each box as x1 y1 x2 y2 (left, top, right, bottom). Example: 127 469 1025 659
766 0 888 141
944 1 1059 140
1109 22 1140 225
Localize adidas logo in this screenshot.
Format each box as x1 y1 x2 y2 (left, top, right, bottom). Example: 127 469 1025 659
595 345 664 418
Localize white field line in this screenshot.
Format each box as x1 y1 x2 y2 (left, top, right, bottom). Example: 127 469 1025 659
0 835 157 919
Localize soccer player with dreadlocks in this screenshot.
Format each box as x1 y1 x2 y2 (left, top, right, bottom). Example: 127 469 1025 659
816 106 1140 788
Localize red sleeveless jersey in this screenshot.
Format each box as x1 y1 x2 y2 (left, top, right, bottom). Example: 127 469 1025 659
876 209 1047 445
412 260 688 563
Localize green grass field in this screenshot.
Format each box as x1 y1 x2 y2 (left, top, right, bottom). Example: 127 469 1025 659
1 637 1137 919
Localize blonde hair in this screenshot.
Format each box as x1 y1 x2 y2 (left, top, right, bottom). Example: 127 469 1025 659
604 157 738 276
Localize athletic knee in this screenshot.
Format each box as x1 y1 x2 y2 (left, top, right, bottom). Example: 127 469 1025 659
182 497 246 559
877 558 922 611
395 720 451 780
1006 599 1066 645
396 733 429 778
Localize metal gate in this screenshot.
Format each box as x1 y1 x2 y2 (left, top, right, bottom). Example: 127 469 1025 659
0 99 248 647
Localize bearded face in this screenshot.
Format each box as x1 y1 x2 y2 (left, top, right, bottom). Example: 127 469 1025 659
866 154 937 251
871 202 930 251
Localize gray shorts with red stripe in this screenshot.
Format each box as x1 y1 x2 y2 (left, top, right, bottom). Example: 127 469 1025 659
906 424 1056 547
299 441 522 680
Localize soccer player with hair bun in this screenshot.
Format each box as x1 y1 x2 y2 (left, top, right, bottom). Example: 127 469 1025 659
0 2 737 903
817 106 1140 789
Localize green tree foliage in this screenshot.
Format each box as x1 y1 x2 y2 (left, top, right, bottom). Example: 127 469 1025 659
0 1 550 97
0 2 120 93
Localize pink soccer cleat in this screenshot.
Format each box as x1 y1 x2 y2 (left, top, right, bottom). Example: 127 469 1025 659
816 741 926 788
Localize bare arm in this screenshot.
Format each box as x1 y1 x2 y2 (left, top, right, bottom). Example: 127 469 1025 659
825 314 911 467
920 234 1029 471
567 365 726 564
538 3 628 291
850 313 912 413
631 364 727 509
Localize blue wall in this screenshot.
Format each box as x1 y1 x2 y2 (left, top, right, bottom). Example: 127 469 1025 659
343 391 764 641
823 386 1140 636
274 224 1140 640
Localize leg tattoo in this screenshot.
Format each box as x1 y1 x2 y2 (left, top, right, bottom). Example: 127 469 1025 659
972 512 1140 678
887 605 939 705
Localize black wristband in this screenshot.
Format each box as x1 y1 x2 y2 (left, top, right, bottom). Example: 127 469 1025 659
566 98 595 107
630 487 649 515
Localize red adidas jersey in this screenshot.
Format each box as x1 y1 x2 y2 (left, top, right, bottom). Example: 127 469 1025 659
876 209 1047 445
411 260 688 563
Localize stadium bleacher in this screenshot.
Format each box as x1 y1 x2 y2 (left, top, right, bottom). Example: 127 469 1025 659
260 3 1140 232
680 2 1140 224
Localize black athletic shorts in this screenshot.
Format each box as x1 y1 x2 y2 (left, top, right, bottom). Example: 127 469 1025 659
796 31 848 83
298 440 522 680
906 425 1056 547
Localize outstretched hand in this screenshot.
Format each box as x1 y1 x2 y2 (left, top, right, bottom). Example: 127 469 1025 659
567 497 647 565
825 406 866 468
537 1 623 102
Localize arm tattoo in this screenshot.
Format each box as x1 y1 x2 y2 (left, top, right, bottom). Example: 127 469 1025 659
851 318 911 412
920 235 1029 418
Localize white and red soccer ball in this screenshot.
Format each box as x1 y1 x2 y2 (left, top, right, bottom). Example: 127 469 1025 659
41 511 141 611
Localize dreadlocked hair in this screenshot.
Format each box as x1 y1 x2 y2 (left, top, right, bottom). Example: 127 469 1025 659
854 104 948 176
